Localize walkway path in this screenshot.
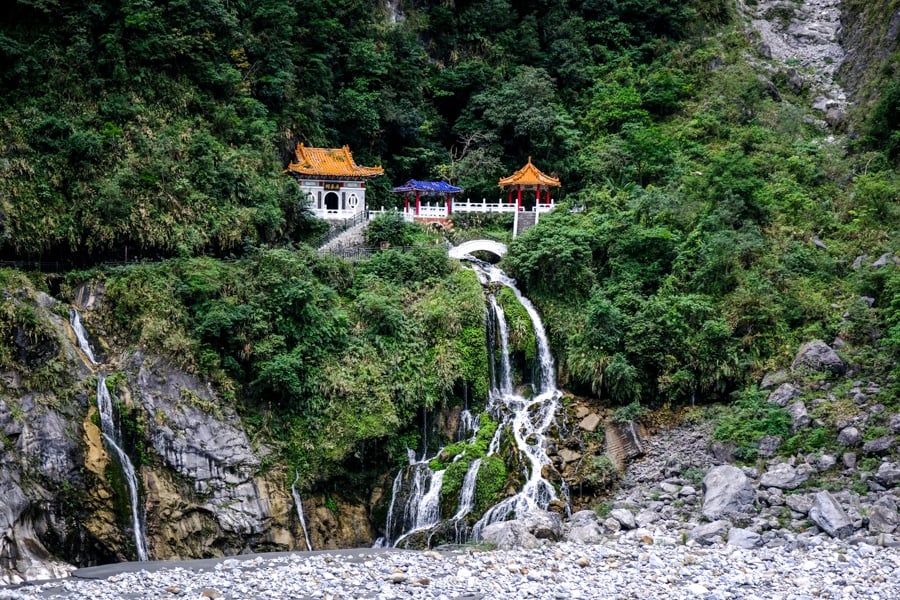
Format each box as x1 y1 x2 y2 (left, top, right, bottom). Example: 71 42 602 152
318 221 368 253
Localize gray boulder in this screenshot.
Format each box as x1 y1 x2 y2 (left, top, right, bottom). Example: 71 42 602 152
609 508 636 530
862 436 896 456
837 427 862 447
808 491 854 538
727 528 762 549
481 521 543 550
701 465 755 520
791 341 846 376
760 463 809 490
768 383 801 407
521 510 563 540
567 522 605 544
868 505 899 534
758 435 782 458
602 517 622 534
785 493 813 515
875 462 900 487
690 520 731 545
787 401 811 432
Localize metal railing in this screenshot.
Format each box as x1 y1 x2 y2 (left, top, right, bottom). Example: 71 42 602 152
312 211 369 249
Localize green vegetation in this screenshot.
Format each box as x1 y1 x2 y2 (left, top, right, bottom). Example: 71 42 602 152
713 388 791 461
98 246 488 485
1 0 898 501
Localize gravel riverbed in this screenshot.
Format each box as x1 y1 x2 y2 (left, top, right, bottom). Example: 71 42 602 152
4 538 899 600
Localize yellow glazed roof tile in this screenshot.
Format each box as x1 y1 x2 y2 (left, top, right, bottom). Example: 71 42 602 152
498 157 561 188
286 144 384 178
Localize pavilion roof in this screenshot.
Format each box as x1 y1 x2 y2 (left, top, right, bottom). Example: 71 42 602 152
285 143 384 178
391 180 464 194
498 157 561 188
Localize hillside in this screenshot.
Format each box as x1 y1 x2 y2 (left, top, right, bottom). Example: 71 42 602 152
0 0 898 584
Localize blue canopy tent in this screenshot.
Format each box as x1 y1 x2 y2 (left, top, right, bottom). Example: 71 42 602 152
390 180 464 215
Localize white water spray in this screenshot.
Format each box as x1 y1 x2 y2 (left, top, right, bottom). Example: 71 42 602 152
96 375 149 561
379 261 568 546
290 473 313 551
69 308 96 365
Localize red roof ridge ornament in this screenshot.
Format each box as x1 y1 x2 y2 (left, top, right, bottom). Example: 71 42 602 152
498 157 561 188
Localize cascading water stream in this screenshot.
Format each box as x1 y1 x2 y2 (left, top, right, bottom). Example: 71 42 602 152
290 473 313 551
388 465 446 548
379 261 568 546
69 308 97 365
451 458 482 543
71 308 149 561
96 376 149 562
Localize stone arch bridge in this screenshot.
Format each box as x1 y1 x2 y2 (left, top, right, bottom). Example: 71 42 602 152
448 239 508 260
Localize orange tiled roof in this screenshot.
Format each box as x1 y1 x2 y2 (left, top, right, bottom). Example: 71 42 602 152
285 143 384 178
498 157 561 188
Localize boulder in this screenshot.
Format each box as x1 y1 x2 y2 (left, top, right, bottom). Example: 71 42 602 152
791 341 846 376
609 508 636 530
579 413 601 433
784 493 813 515
758 435 782 458
808 491 854 538
837 427 862 447
760 370 790 390
759 463 809 490
602 517 621 534
875 462 900 487
567 522 604 544
690 520 731 545
480 521 543 550
872 252 896 268
863 436 896 456
767 383 801 407
727 528 762 549
867 505 899 534
701 465 755 520
521 510 563 540
787 401 811 432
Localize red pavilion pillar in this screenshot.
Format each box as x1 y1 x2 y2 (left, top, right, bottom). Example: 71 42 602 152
446 194 451 215
415 191 421 215
516 185 522 210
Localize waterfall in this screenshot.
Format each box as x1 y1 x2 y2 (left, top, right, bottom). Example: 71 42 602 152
69 308 97 365
487 296 513 395
378 261 567 546
388 465 446 547
470 262 564 540
451 458 482 543
96 376 149 561
457 410 480 442
290 473 313 552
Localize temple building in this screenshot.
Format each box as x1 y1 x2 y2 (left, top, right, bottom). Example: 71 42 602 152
285 144 384 220
390 179 463 226
498 157 561 236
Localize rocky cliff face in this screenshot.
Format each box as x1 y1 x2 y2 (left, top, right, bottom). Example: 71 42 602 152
838 0 900 115
0 282 376 584
739 0 900 130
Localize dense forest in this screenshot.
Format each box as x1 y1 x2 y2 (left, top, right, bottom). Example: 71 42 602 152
1 0 898 492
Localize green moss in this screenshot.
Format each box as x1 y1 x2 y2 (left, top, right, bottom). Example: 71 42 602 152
473 456 507 515
496 287 536 360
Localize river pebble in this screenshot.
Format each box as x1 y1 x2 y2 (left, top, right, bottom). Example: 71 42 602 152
3 538 899 600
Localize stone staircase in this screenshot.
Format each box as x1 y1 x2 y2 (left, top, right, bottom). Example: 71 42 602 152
515 211 537 237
